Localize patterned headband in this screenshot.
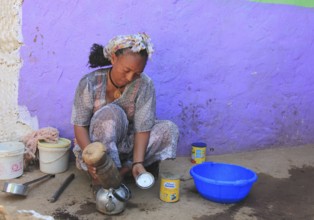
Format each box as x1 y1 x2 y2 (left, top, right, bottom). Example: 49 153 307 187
103 33 154 61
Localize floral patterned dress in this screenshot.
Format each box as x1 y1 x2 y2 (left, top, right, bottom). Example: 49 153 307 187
71 68 179 170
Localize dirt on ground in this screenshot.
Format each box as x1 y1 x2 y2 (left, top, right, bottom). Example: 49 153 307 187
202 165 314 220
1 144 314 220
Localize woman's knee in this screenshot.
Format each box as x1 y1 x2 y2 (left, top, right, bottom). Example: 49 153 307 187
152 120 179 140
164 121 179 139
89 104 128 142
168 120 179 137
92 104 127 122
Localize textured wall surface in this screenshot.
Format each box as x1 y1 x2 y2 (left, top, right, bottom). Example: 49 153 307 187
19 0 314 155
0 0 35 142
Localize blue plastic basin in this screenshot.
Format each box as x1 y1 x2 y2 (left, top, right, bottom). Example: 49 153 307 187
190 162 258 203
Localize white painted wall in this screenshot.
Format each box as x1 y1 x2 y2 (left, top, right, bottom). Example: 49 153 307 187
0 0 37 142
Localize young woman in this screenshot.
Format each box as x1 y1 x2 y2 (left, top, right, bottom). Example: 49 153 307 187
71 33 179 189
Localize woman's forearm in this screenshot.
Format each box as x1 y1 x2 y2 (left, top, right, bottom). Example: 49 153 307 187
74 125 91 150
133 131 150 163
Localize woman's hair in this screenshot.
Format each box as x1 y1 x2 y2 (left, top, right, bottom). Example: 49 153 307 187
88 44 149 68
88 44 110 68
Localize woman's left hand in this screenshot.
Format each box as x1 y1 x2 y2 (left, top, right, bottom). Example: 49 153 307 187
132 163 146 178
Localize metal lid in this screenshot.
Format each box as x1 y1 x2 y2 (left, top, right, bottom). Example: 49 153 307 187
0 142 25 157
160 172 181 180
191 142 207 147
136 172 155 189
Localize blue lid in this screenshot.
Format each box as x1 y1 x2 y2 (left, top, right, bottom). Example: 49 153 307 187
192 142 207 147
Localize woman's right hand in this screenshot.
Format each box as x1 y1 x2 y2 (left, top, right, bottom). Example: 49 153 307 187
87 165 98 179
74 125 91 150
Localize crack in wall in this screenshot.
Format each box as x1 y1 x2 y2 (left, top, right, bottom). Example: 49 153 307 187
0 0 37 142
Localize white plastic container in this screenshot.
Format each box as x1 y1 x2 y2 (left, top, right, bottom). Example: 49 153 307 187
0 141 25 180
38 138 71 174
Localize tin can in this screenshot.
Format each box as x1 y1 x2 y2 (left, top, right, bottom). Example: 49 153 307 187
159 172 180 202
191 142 207 164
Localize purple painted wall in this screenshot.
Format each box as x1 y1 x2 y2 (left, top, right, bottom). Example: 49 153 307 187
19 0 314 156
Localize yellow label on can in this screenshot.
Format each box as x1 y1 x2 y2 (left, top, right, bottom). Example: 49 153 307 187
191 145 206 164
160 177 180 202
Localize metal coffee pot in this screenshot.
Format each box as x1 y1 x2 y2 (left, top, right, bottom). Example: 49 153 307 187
96 183 131 215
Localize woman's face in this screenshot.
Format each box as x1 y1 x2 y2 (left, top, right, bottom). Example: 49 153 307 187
111 50 147 87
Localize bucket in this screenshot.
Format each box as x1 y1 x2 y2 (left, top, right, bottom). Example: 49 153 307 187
191 142 207 164
159 172 180 202
38 138 71 174
0 142 25 180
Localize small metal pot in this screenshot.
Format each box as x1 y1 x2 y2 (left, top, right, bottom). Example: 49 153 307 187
2 174 55 196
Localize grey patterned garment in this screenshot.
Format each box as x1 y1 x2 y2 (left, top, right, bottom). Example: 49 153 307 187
71 68 179 169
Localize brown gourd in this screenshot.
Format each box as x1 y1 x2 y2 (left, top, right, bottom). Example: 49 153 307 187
82 142 107 167
82 142 122 189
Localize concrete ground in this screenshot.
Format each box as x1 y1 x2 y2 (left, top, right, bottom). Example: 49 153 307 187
1 144 314 220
